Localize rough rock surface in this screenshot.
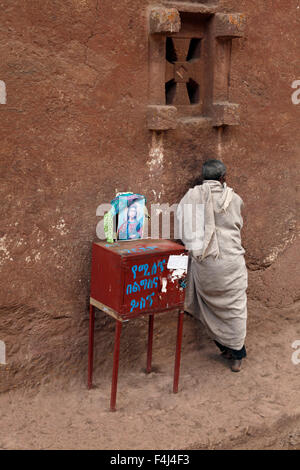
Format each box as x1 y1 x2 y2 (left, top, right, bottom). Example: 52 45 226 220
0 0 299 392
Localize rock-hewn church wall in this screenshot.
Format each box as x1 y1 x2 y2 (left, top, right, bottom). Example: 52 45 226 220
0 0 299 392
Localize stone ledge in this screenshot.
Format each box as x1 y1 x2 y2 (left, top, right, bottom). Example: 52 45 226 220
215 13 246 38
212 102 240 126
149 7 181 34
146 105 241 129
164 2 219 14
177 116 213 129
147 105 178 130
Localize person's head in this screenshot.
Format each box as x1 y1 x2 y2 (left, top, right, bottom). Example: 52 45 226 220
202 159 226 183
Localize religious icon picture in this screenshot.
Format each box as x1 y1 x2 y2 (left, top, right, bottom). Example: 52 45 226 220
117 194 146 241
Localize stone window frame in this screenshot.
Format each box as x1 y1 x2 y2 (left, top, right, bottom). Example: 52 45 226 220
147 2 246 131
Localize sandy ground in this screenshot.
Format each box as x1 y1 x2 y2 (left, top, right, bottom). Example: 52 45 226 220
0 299 300 450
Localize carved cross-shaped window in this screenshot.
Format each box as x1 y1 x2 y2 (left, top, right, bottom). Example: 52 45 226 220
165 37 202 106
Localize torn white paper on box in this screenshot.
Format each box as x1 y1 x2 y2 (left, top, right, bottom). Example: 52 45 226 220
167 255 188 271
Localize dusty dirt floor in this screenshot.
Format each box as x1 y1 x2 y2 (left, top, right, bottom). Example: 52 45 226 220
0 298 300 450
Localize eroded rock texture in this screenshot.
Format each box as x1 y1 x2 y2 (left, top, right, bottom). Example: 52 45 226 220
0 0 299 392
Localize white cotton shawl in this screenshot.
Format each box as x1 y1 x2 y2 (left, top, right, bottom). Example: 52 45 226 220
176 180 234 260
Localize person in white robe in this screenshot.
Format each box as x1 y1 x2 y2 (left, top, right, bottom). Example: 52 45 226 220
176 159 248 372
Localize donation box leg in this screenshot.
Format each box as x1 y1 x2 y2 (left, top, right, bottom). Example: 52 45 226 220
110 319 123 412
173 310 184 394
87 304 95 390
146 314 154 374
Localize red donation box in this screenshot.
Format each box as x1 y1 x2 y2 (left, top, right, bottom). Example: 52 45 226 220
88 239 187 411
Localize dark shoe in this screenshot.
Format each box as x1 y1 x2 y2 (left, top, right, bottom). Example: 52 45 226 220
231 359 242 372
221 350 233 360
